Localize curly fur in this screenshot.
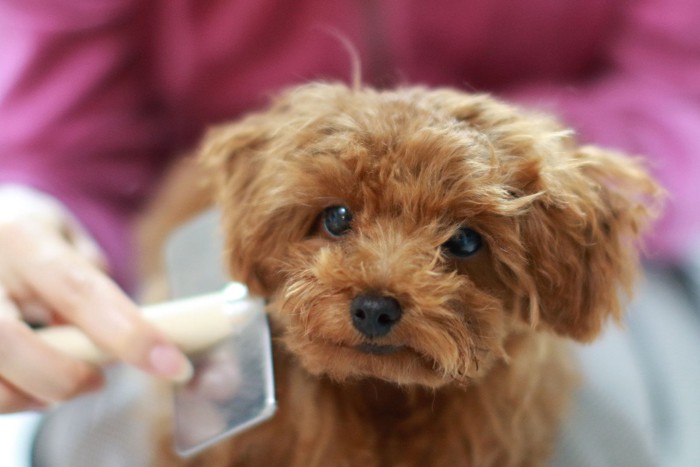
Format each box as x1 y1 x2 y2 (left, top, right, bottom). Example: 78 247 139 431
155 83 661 466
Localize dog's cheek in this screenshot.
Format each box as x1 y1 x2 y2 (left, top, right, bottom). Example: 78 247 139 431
451 245 521 337
457 286 510 364
250 257 289 296
274 244 355 335
452 244 510 301
397 275 509 380
225 210 321 296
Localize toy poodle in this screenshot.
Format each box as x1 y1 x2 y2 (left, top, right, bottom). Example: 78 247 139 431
155 82 661 466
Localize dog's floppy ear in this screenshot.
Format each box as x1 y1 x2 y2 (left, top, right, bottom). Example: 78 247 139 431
196 108 285 295
425 88 662 341
197 83 354 296
197 113 271 194
520 145 662 341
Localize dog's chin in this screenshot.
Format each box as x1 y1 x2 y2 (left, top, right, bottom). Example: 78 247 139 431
284 337 458 388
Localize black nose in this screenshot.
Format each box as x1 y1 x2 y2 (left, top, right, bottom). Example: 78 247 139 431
350 294 403 338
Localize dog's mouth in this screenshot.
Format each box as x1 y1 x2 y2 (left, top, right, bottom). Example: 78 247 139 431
297 338 452 386
354 343 405 355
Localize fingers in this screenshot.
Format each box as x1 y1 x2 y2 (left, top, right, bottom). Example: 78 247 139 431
27 254 192 381
0 378 43 414
0 315 103 411
1 221 192 382
0 190 191 414
0 294 44 413
62 217 109 272
0 286 20 320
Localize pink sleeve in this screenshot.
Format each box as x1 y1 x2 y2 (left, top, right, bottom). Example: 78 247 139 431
0 1 168 289
508 0 700 260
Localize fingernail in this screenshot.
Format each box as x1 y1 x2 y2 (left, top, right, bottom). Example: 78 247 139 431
148 345 193 382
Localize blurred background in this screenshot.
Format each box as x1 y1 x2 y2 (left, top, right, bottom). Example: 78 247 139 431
1 0 699 465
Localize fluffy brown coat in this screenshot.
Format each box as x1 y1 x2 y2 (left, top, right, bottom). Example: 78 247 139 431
151 83 661 466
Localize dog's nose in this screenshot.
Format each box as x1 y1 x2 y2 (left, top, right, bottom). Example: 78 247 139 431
350 294 403 338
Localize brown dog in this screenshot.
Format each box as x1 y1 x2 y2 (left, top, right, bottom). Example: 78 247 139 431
155 83 661 466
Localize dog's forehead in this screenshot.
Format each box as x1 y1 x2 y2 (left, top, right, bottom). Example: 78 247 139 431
283 94 505 219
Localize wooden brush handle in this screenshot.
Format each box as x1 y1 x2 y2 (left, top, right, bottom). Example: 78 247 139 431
37 293 248 365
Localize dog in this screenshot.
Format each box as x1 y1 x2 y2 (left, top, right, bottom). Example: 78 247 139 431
153 82 661 466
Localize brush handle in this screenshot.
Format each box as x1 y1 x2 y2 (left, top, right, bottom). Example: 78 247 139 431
37 292 260 365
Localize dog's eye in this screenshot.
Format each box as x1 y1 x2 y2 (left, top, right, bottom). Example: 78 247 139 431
443 228 482 258
323 205 353 237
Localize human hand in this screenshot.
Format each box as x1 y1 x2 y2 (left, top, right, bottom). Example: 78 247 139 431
0 186 192 413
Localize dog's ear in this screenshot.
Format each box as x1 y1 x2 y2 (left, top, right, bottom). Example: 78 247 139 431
196 108 287 295
197 84 355 296
425 88 662 340
519 145 662 341
197 113 271 194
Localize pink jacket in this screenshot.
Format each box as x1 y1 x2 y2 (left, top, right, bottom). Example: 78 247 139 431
1 0 699 287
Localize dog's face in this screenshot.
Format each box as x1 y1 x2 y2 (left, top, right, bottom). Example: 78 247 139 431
201 84 660 387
